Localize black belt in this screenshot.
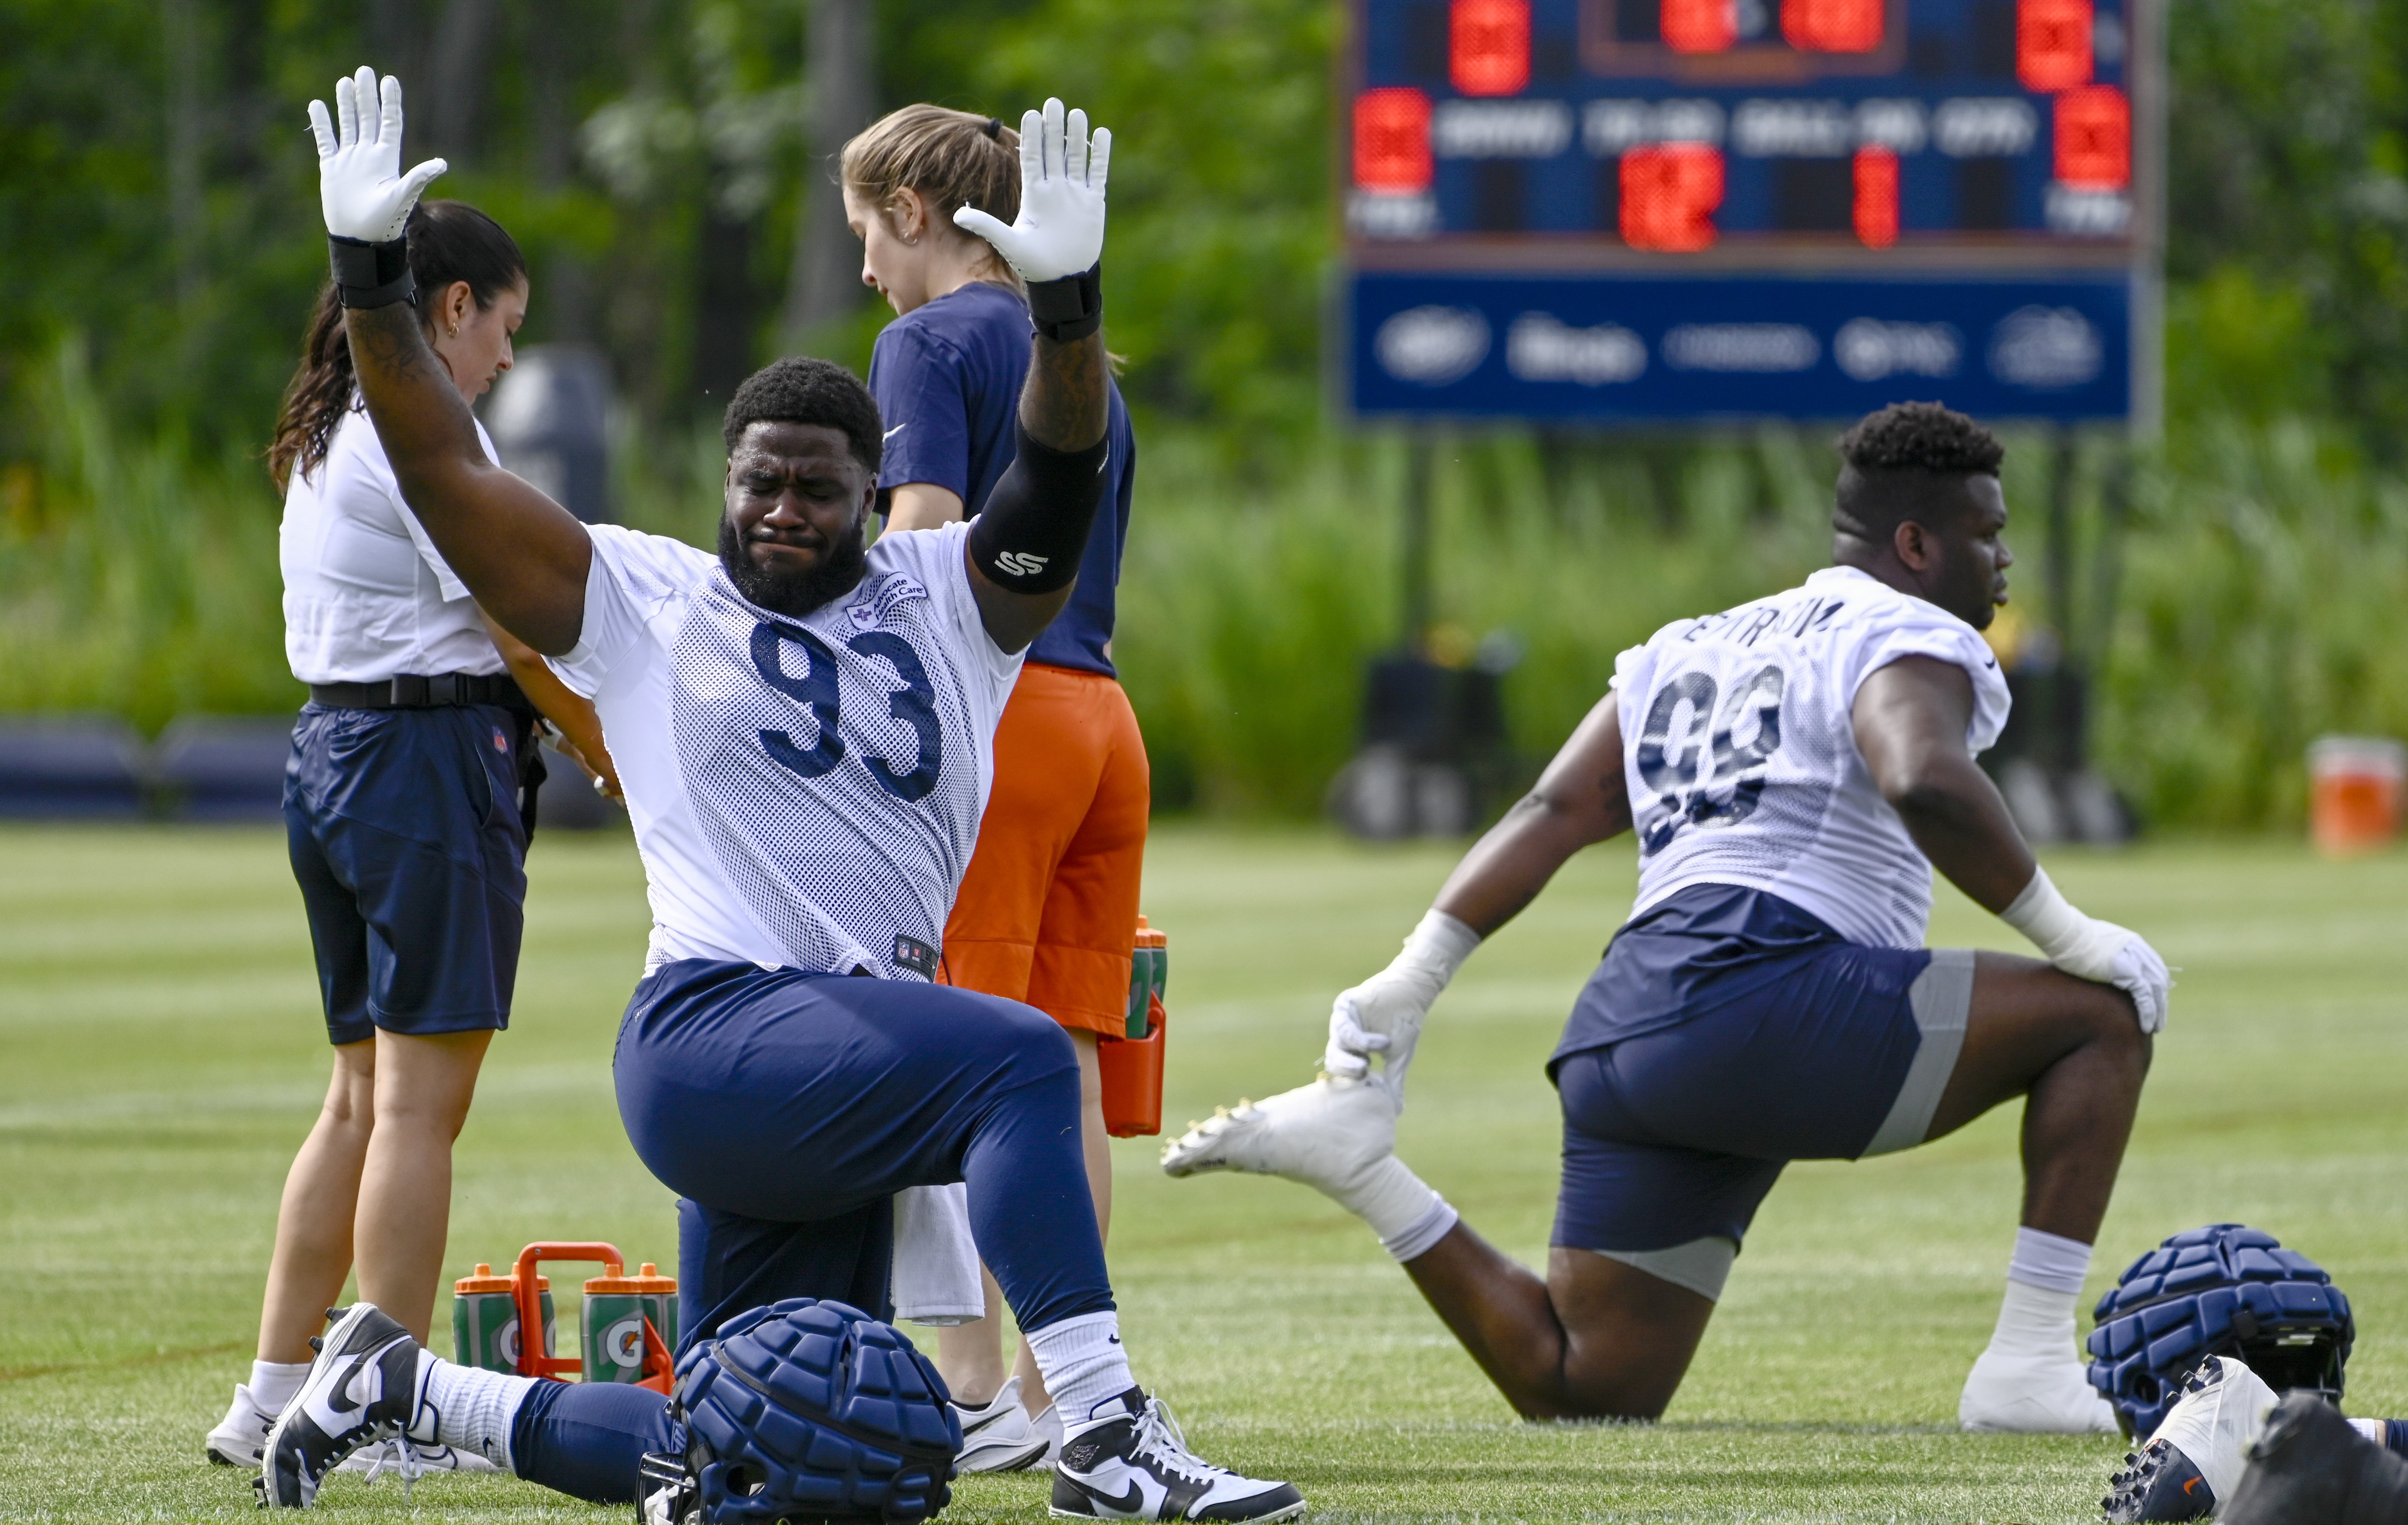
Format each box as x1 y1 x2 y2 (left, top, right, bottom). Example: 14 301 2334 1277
308 672 530 710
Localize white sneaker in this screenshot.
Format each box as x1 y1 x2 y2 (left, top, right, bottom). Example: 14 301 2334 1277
952 1375 1052 1473
2103 1356 2280 1521
1031 1402 1065 1469
1050 1390 1304 1522
1160 1074 1397 1196
1959 1348 2122 1433
338 1439 503 1479
205 1382 278 1468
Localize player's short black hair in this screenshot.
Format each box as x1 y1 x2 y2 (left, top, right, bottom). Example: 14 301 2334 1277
1832 401 2003 543
721 357 884 476
1836 401 2003 477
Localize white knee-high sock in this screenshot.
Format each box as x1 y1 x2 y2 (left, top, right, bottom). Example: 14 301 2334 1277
414 1350 539 1469
1024 1313 1137 1429
1983 1227 2094 1360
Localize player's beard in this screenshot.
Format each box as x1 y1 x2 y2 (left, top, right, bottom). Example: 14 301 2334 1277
719 512 870 618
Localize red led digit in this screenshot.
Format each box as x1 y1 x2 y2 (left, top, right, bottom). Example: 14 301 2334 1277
1784 0 1885 52
1353 88 1433 192
1660 0 1736 54
2054 85 2129 187
1451 0 1530 95
1621 145 1724 251
1854 147 1899 246
2018 0 2093 92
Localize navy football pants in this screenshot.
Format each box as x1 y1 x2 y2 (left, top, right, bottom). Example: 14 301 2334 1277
504 958 1112 1504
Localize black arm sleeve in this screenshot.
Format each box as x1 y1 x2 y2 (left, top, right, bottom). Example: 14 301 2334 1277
966 421 1109 595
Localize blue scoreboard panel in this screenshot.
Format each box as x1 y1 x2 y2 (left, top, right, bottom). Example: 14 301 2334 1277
1342 0 2159 424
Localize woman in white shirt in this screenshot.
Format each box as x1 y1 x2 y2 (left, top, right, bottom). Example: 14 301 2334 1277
205 200 614 1472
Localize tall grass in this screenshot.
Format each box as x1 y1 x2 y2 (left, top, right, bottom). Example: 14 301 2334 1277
5 344 2403 833
0 338 297 730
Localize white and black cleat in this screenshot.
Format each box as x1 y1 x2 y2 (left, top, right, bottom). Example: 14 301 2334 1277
2103 1356 2277 1521
953 1375 1053 1474
206 1382 279 1468
1050 1389 1304 1522
258 1304 427 1508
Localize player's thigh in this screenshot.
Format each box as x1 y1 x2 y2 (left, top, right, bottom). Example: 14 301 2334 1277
1027 683 1149 1035
615 963 1078 1219
1923 950 2147 1140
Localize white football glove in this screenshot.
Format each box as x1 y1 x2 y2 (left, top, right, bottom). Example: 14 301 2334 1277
2000 867 2171 1034
306 67 446 243
953 97 1109 282
1322 910 1481 1107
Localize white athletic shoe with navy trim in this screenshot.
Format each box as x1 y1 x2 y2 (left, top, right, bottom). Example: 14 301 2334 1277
1050 1389 1304 1522
2104 1356 2279 1521
205 1382 278 1468
953 1375 1052 1474
259 1304 429 1507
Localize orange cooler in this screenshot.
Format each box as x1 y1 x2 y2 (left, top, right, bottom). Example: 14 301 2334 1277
1101 919 1167 1138
2309 736 2406 856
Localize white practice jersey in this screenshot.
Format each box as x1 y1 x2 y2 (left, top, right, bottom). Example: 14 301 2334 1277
1612 565 2011 950
551 519 1021 978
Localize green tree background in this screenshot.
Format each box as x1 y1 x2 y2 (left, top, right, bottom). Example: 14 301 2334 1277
4 0 2407 829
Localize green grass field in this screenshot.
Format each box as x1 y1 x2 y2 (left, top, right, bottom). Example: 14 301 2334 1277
5 823 2407 1522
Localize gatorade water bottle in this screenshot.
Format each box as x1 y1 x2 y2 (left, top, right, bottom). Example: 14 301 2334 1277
1101 918 1168 1137
452 1264 554 1374
581 1263 678 1383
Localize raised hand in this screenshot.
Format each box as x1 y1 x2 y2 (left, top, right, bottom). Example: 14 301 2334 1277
954 97 1109 283
306 67 446 243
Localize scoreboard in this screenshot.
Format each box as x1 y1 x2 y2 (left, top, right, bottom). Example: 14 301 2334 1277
1342 0 2160 424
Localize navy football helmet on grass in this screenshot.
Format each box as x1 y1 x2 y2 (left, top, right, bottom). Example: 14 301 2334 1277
640 1298 961 1525
2087 1224 2354 1439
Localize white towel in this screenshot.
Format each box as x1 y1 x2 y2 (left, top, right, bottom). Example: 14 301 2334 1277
890 1183 984 1326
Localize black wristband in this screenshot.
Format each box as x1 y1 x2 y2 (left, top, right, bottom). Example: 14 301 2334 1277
1025 262 1102 344
328 234 416 310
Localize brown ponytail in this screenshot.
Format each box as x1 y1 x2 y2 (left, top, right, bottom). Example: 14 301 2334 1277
841 105 1024 288
267 199 528 493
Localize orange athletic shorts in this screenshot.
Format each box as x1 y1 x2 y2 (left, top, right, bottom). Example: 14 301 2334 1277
940 662 1150 1036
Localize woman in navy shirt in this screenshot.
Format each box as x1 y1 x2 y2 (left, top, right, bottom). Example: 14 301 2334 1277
843 105 1142 1470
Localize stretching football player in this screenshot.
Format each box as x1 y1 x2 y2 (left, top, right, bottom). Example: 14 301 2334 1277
260 69 1301 1524
1166 402 2168 1433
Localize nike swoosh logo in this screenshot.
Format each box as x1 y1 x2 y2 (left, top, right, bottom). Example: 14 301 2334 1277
1061 1475 1145 1513
884 424 907 440
2184 1478 2202 1496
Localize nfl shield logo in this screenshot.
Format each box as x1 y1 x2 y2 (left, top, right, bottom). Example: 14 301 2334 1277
492 727 509 753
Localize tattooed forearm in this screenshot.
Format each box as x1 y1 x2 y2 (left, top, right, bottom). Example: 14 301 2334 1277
1018 331 1109 453
349 302 434 382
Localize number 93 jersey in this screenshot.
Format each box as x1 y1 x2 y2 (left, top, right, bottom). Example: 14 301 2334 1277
550 519 1021 979
1611 566 2011 950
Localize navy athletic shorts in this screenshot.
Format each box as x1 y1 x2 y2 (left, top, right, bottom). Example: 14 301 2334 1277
613 959 1113 1350
283 702 529 1046
1547 884 1974 1297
